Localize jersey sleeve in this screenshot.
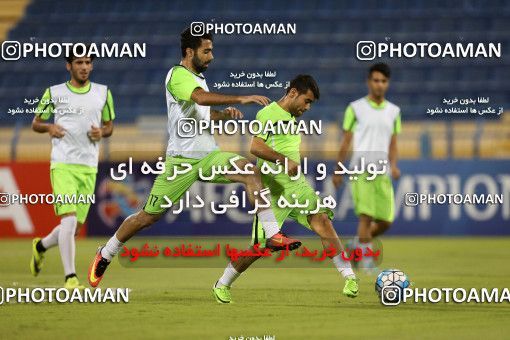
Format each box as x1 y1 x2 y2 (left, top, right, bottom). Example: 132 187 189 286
342 105 356 132
393 112 402 134
101 89 116 121
166 67 202 102
35 88 54 121
254 108 271 141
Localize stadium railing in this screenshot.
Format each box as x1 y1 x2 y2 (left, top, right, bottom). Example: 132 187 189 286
3 114 509 163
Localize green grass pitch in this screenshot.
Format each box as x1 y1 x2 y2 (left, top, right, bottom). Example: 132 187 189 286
0 237 509 339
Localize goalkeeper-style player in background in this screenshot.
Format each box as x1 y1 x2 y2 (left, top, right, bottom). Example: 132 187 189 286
212 75 359 304
30 47 115 289
333 63 401 273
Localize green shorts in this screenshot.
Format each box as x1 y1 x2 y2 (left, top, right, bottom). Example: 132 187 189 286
252 176 334 247
143 150 241 215
351 172 395 222
50 163 97 223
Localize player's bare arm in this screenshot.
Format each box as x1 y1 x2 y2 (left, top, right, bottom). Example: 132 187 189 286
210 107 243 120
250 136 299 176
389 133 400 179
31 116 65 138
191 87 269 106
88 120 113 142
332 130 353 188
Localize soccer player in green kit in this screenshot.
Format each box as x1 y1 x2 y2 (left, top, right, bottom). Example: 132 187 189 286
30 46 115 289
212 75 359 304
88 27 302 287
333 63 401 273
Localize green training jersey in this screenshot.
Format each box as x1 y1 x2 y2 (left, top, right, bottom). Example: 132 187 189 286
164 64 218 159
255 101 303 188
35 81 115 169
342 96 401 174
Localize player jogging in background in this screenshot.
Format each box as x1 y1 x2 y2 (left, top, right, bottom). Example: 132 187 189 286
333 63 401 273
88 27 302 287
30 46 115 289
212 75 359 304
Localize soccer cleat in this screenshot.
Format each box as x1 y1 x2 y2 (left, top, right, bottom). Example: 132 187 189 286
88 246 110 287
212 282 232 304
30 238 44 276
343 277 359 298
64 276 85 290
265 232 302 252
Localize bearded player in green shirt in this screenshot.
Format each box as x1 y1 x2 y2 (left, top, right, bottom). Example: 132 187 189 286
212 75 359 304
88 27 302 287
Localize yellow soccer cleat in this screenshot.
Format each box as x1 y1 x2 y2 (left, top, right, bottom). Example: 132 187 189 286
64 276 86 290
30 238 45 276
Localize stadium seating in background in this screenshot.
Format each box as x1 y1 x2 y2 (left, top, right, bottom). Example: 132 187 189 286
2 115 509 162
1 0 509 161
1 0 509 123
0 0 29 41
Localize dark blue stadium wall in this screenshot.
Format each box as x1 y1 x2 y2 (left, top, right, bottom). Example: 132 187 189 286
1 0 509 125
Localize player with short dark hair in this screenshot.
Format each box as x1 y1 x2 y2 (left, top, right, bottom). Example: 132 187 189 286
212 75 359 304
180 28 213 58
64 44 95 64
368 62 391 79
333 62 401 273
286 74 320 100
30 46 115 289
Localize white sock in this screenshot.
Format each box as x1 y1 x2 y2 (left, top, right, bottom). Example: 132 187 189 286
332 254 356 279
358 241 374 269
257 209 279 238
58 215 77 276
41 225 60 249
216 262 241 287
101 233 124 261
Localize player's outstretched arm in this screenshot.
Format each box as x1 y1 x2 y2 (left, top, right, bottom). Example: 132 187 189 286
191 88 269 106
250 136 299 176
211 107 243 120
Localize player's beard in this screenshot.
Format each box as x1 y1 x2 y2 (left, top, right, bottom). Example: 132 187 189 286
72 69 89 85
373 92 385 101
192 55 209 73
371 86 386 100
291 104 303 117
